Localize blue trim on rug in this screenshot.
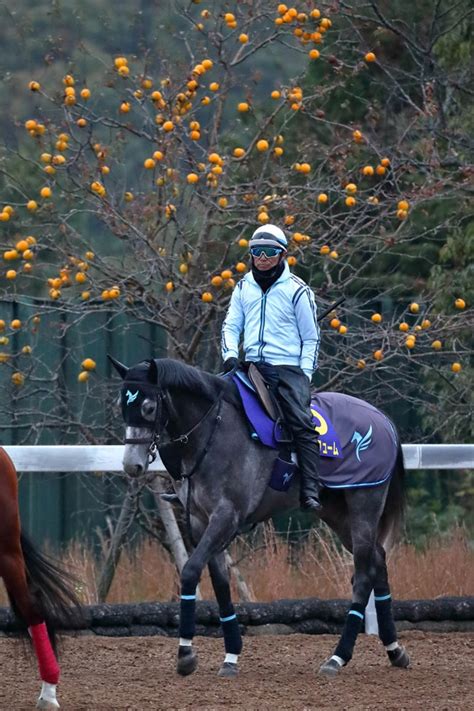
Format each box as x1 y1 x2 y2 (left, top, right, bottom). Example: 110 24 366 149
324 472 391 489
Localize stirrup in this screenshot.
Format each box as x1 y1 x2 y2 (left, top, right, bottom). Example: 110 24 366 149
274 417 293 445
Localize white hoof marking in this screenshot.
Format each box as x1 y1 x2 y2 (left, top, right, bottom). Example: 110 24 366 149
36 682 59 709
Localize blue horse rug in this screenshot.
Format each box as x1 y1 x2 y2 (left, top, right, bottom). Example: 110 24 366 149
232 372 398 491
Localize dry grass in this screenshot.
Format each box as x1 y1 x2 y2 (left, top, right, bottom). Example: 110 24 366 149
228 525 354 600
107 539 180 603
0 525 472 606
388 527 473 598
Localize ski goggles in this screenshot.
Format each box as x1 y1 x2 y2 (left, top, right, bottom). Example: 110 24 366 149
250 246 283 257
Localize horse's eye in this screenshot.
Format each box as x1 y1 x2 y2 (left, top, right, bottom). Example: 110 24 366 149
142 400 156 419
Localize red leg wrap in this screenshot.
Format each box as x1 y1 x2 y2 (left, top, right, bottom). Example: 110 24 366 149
29 622 60 684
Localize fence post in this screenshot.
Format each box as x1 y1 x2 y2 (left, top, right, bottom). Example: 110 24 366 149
365 590 379 635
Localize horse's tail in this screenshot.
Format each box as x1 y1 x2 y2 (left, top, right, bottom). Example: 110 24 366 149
11 532 84 647
378 442 406 551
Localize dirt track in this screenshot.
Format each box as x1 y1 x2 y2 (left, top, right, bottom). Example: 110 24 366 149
0 631 472 710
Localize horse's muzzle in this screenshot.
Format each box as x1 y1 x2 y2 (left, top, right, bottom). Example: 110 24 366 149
123 427 153 476
122 459 148 477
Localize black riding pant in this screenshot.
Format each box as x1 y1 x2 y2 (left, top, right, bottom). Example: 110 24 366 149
252 362 321 499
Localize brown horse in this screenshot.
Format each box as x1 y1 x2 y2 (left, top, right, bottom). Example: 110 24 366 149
0 447 81 709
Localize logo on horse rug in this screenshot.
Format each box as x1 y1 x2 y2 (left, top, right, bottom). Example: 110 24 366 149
351 426 373 461
232 372 398 491
310 406 343 459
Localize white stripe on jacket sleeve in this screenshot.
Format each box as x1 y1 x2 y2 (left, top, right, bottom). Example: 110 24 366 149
221 283 245 360
294 286 320 377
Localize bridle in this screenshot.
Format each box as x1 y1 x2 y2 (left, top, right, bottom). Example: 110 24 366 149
122 382 223 472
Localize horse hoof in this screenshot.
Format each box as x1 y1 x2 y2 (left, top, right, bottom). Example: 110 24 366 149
388 645 410 668
319 658 343 677
218 662 239 678
177 646 198 676
36 700 60 710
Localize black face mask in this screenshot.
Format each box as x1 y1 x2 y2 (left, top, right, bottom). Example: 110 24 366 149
120 382 157 426
251 257 285 292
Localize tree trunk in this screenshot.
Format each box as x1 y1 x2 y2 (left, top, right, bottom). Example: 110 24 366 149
225 551 255 602
149 477 190 574
97 479 141 602
149 475 202 600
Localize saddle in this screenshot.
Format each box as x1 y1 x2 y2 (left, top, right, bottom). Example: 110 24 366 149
247 364 279 421
232 368 343 459
246 363 292 444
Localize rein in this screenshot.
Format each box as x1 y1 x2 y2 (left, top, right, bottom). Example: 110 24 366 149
161 396 223 479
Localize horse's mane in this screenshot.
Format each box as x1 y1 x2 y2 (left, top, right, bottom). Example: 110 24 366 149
131 358 239 405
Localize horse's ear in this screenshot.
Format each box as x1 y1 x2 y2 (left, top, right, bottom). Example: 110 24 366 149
107 354 128 379
148 358 159 384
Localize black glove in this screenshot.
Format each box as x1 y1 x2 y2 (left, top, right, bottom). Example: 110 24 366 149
223 357 240 374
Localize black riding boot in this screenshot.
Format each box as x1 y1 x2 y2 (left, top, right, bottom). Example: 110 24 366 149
300 462 323 511
272 364 324 512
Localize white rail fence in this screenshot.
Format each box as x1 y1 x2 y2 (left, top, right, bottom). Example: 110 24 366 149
4 443 474 472
4 443 473 634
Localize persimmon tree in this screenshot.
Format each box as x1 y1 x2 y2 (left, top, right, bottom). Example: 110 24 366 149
0 0 472 444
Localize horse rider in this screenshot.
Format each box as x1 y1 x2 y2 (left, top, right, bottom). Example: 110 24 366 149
221 224 323 511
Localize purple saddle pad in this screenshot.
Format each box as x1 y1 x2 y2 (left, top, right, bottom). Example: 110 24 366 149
232 372 283 447
232 371 341 458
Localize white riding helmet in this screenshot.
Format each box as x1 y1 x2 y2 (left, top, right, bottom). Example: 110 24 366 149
249 224 288 251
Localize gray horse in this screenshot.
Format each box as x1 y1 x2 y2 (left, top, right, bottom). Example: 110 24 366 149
110 355 410 678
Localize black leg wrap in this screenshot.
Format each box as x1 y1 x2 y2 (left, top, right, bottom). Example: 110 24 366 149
374 593 397 646
220 607 242 655
179 595 196 640
334 602 365 663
